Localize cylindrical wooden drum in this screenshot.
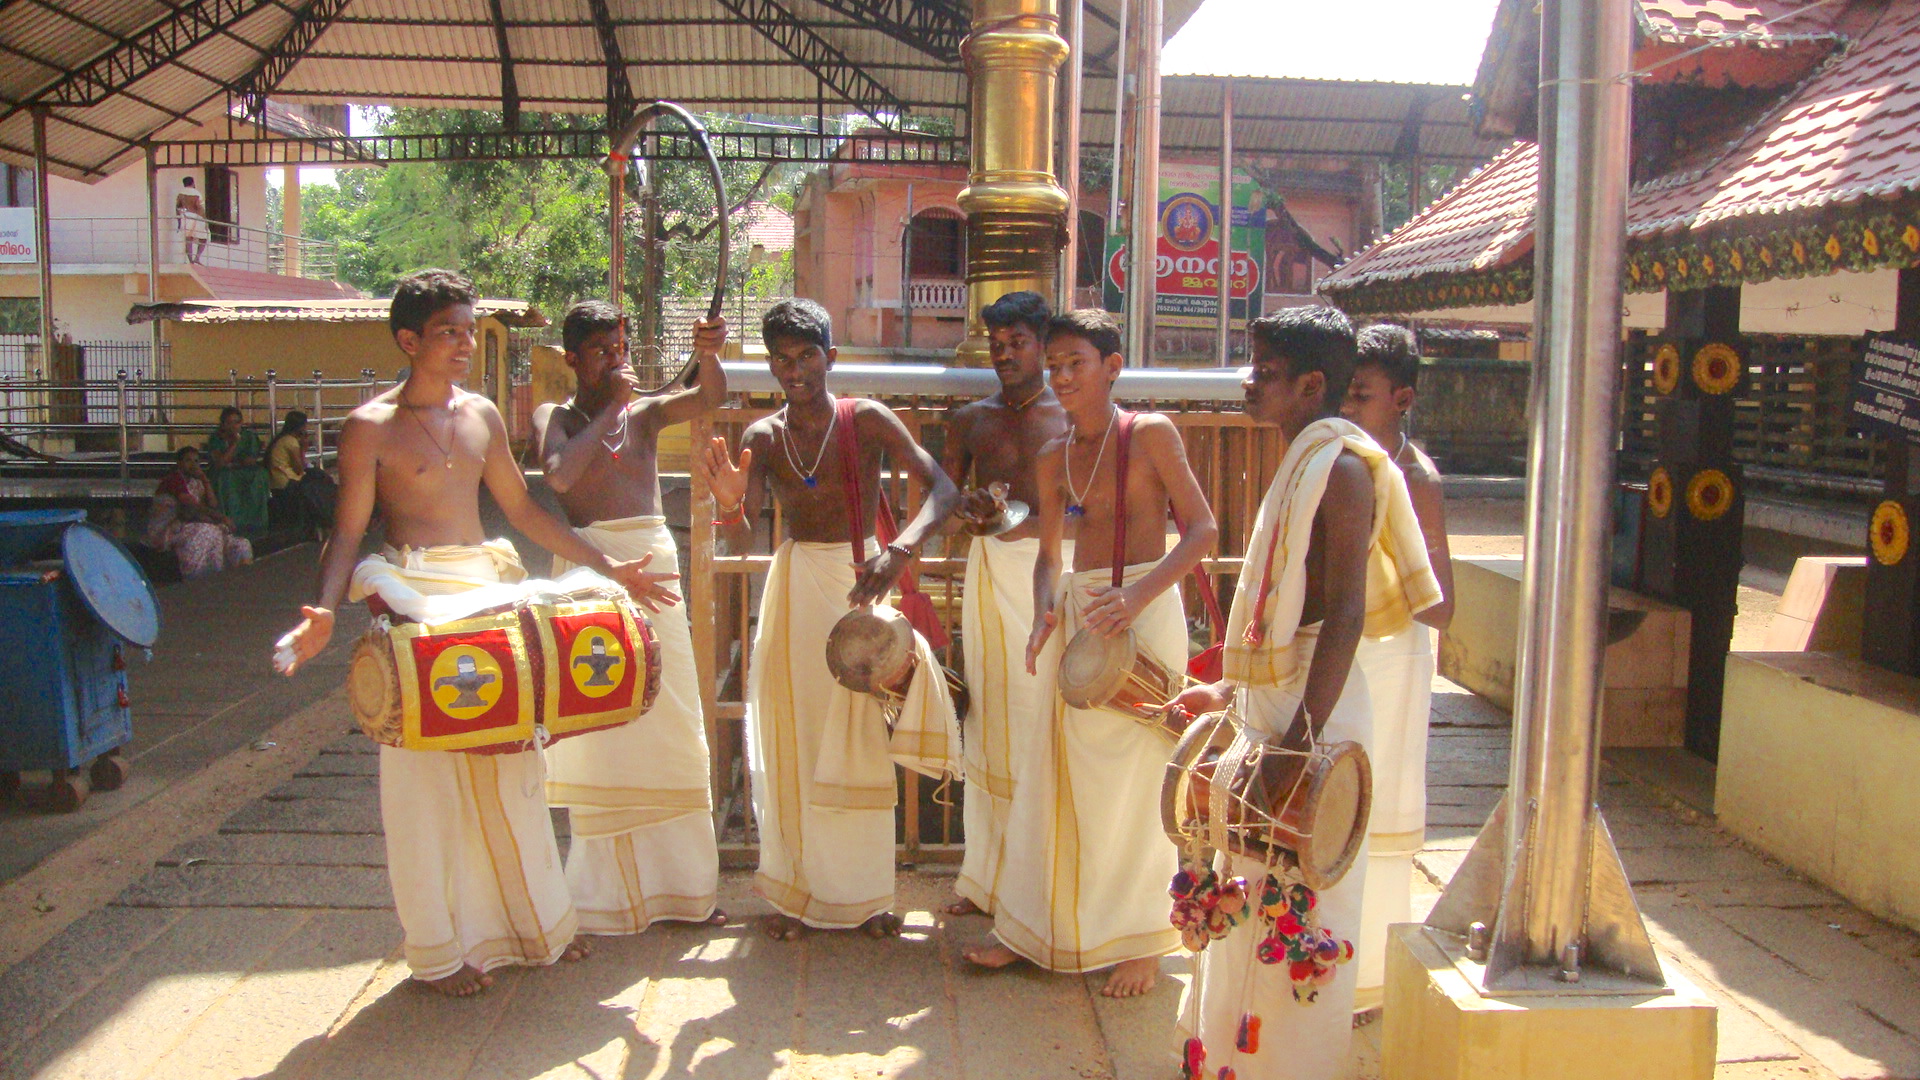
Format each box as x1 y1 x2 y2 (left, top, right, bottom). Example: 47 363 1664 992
349 595 660 754
1161 708 1371 890
826 606 970 722
1057 626 1181 733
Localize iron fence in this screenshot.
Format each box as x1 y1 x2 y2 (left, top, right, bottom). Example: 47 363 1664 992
44 216 338 281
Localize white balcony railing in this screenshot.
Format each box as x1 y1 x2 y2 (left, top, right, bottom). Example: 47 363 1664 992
43 217 339 281
906 278 967 310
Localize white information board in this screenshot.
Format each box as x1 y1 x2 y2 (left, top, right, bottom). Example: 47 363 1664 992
0 207 35 263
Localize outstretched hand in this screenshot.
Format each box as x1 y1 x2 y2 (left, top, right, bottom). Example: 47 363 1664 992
606 552 681 611
696 436 751 511
273 606 334 676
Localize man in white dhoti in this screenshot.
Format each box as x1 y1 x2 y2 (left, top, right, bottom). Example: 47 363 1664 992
1341 322 1457 1016
534 301 729 933
940 291 1069 917
699 298 963 941
274 270 678 997
1168 307 1440 1080
964 308 1218 998
175 176 208 264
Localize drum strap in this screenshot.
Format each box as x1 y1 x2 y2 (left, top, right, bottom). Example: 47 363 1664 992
1243 493 1289 647
1111 410 1135 590
834 396 949 648
1113 411 1226 676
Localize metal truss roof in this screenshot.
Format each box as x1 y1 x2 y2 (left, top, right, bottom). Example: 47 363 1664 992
0 0 1198 181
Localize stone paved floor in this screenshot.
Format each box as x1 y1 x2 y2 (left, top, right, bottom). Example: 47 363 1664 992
2 498 1916 1079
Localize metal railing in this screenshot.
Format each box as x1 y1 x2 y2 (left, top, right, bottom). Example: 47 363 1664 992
40 216 339 280
686 363 1275 859
0 369 390 488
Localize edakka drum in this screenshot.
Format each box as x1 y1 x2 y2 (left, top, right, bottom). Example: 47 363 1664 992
1161 708 1371 890
826 605 970 724
1057 626 1183 737
349 595 661 755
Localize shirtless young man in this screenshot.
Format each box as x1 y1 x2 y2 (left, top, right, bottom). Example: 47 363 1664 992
1340 322 1456 1015
175 175 207 264
965 308 1217 998
532 301 731 935
939 291 1069 919
274 269 679 997
1166 306 1438 1080
699 297 962 942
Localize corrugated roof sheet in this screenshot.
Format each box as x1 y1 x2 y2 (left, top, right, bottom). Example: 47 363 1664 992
1322 1 1920 298
1 0 1200 181
1636 0 1846 43
127 298 547 326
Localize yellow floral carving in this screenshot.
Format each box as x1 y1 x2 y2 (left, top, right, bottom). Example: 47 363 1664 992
1864 228 1881 256
1873 500 1909 566
1648 467 1674 519
1686 469 1733 522
1653 343 1682 394
1692 342 1741 395
1904 225 1920 252
1792 240 1807 262
1730 250 1744 272
1825 235 1842 259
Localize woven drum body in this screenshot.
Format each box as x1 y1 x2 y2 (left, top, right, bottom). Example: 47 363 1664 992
349 625 404 747
1162 709 1372 890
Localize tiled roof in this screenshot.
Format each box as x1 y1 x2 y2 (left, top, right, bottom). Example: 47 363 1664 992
740 201 795 252
1323 2 1920 300
126 298 545 327
1636 0 1847 43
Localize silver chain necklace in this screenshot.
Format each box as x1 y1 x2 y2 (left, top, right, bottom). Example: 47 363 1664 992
779 398 836 489
1063 406 1117 518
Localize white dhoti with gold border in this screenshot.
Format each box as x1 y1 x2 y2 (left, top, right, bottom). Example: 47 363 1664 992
746 539 961 928
548 515 718 932
955 534 1050 915
988 562 1184 972
348 540 579 981
1351 625 1434 1011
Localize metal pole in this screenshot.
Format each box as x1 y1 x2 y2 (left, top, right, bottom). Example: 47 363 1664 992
1215 77 1234 367
1123 0 1163 368
267 369 277 431
1060 0 1085 309
1501 0 1647 984
1106 0 1129 231
902 182 915 349
608 157 627 307
145 146 163 378
116 369 129 488
312 370 324 464
32 109 54 377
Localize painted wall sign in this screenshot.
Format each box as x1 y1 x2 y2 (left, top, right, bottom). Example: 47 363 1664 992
1849 334 1920 445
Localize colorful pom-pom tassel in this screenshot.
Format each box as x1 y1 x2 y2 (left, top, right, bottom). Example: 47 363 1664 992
1183 1037 1207 1080
1217 1068 1236 1080
1236 1013 1261 1054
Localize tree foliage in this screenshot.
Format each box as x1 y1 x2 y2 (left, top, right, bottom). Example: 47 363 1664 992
293 109 800 331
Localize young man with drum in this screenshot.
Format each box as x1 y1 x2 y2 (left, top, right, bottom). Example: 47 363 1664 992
939 290 1069 920
1340 322 1457 1018
273 270 679 998
964 308 1217 998
1165 307 1439 1079
532 300 730 936
698 297 962 941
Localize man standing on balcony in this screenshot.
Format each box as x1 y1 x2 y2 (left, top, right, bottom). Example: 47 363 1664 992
175 175 207 265
698 297 962 942
532 300 730 936
939 291 1068 919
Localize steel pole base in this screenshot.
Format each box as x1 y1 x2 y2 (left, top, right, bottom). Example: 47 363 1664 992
1381 924 1718 1080
1425 793 1667 993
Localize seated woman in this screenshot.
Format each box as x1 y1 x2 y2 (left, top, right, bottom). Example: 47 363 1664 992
148 446 253 578
268 410 310 528
205 406 270 538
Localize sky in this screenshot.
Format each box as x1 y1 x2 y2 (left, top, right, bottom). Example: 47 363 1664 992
1162 0 1503 84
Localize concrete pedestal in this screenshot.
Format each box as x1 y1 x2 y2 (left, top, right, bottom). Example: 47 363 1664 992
1382 925 1717 1080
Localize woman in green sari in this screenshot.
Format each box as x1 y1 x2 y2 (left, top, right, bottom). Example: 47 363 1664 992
205 405 270 538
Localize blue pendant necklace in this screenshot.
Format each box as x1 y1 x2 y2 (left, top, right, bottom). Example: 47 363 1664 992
779 400 836 489
1063 406 1117 518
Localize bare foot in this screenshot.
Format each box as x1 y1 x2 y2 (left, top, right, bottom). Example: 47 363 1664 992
561 935 592 962
1101 957 1159 998
764 914 805 941
963 941 1022 969
704 908 730 926
944 897 984 917
862 912 905 938
1353 1006 1382 1029
418 964 492 997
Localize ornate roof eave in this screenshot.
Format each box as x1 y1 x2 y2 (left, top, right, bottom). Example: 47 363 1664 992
1324 189 1920 317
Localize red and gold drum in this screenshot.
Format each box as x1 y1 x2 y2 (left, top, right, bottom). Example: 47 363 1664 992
1057 626 1183 737
349 595 660 754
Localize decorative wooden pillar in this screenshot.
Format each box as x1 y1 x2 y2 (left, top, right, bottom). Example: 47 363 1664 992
1862 267 1920 674
1640 285 1743 760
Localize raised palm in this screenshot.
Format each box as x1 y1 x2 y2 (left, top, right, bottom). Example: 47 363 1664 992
698 436 751 508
